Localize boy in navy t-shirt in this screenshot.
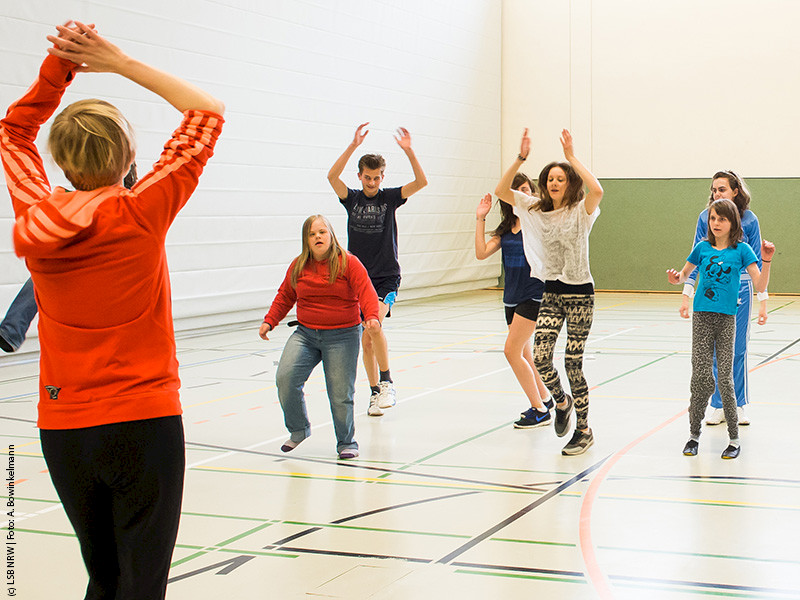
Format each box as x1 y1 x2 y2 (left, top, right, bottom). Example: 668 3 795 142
327 122 427 416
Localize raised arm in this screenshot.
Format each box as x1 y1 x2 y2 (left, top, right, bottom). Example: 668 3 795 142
47 22 225 115
396 128 427 199
745 240 774 325
560 130 603 214
327 122 368 200
475 194 502 260
495 128 530 205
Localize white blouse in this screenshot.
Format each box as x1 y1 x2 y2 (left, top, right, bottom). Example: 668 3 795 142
511 189 600 285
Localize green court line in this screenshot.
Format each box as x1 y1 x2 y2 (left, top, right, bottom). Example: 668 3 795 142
599 545 800 566
455 568 586 585
7 527 74 538
181 511 273 522
214 521 275 547
491 537 576 548
1 495 59 504
376 420 514 480
591 352 677 387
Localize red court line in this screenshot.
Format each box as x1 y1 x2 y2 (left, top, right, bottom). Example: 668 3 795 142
579 350 792 598
578 409 686 599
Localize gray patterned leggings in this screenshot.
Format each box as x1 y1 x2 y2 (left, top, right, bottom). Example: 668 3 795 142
690 311 738 440
534 292 594 430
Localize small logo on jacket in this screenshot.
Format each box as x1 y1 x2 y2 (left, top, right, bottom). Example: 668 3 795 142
44 385 61 400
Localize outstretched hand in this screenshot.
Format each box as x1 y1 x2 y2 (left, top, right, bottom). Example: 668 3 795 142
520 128 531 159
560 129 574 161
394 127 412 150
761 239 775 262
666 268 682 285
46 21 126 73
476 193 492 219
352 122 369 146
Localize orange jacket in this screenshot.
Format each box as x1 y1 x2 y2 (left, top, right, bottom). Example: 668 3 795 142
0 55 224 429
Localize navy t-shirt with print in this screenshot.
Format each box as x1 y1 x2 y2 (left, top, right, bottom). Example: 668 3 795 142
340 187 407 279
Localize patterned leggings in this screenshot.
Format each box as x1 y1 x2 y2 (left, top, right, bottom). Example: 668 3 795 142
689 311 738 440
533 292 594 430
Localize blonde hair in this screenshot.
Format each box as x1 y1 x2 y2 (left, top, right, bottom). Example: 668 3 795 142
48 99 136 191
291 215 348 287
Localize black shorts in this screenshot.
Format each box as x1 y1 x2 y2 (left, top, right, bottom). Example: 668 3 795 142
504 298 541 325
370 274 401 318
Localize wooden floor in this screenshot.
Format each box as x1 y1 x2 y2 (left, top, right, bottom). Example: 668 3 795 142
2 290 799 599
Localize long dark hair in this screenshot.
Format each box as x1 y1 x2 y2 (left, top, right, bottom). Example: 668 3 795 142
707 199 743 247
708 170 750 217
533 162 584 212
493 172 534 236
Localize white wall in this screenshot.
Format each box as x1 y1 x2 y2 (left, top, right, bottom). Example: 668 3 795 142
0 0 502 334
502 0 800 178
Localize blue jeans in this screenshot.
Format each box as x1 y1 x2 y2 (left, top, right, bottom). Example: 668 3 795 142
276 324 361 452
0 278 37 352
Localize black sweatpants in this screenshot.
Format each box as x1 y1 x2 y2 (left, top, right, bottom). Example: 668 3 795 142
40 416 185 600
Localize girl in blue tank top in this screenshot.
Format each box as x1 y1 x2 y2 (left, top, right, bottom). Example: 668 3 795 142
475 173 552 429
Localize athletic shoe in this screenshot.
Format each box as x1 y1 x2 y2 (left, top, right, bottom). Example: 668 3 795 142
705 407 725 425
281 439 302 453
367 392 384 416
721 444 740 459
338 448 359 460
554 395 574 438
562 428 593 455
513 407 552 429
682 439 699 456
377 381 396 409
544 397 555 412
737 406 750 426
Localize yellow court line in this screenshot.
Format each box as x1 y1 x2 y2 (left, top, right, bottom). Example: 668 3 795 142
596 300 636 311
192 464 525 493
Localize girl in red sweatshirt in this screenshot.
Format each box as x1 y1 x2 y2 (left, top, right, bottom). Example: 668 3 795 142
260 215 380 460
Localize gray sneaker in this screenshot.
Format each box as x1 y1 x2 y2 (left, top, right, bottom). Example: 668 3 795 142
367 392 384 416
554 395 574 437
562 428 594 455
377 381 396 409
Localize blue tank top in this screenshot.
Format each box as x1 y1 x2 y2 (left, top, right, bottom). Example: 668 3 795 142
501 230 544 305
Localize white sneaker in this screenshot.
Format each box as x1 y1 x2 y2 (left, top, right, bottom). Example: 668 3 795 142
377 381 396 409
367 392 383 416
705 407 725 425
737 405 750 426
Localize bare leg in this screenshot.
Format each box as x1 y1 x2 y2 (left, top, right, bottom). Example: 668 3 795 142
522 332 549 401
362 301 390 387
505 314 545 410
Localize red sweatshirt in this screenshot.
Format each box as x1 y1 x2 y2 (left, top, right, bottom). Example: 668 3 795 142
264 253 380 330
0 55 224 430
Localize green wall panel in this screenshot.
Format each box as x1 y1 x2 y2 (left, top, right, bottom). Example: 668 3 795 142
591 179 799 293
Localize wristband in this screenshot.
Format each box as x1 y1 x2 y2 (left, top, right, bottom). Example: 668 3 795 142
757 291 769 302
763 260 771 263
682 283 695 298
517 154 527 162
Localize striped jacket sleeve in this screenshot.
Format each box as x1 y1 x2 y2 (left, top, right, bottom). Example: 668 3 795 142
127 110 224 236
0 55 77 216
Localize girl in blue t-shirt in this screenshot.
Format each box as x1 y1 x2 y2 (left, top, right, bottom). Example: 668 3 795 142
667 199 775 459
475 173 551 428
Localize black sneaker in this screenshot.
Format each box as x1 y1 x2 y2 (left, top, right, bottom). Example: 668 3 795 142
721 444 740 459
683 439 699 456
562 428 593 455
554 395 574 437
544 397 555 412
514 408 551 429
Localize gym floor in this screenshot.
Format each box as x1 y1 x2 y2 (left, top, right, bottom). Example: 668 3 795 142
2 290 799 599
